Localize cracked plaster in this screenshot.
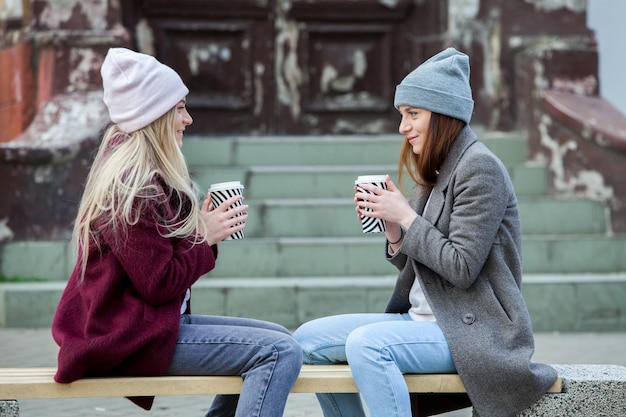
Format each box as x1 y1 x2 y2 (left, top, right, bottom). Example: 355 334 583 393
525 0 587 13
539 114 614 203
38 0 109 30
275 16 302 119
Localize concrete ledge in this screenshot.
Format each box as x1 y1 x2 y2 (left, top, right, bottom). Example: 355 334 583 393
514 364 626 416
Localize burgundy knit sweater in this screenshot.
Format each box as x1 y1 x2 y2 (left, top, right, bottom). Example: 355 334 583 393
52 188 216 409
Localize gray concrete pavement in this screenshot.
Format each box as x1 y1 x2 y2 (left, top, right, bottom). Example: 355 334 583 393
1 328 625 416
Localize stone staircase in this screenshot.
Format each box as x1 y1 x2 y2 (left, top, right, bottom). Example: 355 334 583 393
1 132 625 330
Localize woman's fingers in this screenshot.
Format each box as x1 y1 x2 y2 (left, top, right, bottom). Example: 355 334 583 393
200 195 249 244
385 175 399 192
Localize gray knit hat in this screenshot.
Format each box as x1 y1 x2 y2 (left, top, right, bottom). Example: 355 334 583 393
394 47 474 123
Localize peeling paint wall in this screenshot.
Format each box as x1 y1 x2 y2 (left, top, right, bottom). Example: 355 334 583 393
135 18 155 56
3 0 625 236
275 12 303 120
539 114 610 199
0 0 22 19
448 0 480 35
253 61 265 116
525 0 587 13
187 44 232 76
67 48 100 92
449 0 505 129
448 0 594 130
37 0 110 30
101 0 409 134
0 0 125 241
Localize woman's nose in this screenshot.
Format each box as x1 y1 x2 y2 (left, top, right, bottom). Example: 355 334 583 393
398 119 410 134
184 110 193 126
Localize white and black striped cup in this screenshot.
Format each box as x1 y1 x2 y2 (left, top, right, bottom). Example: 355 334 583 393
355 175 388 233
208 181 245 240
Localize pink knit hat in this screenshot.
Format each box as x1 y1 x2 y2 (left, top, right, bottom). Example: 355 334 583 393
101 48 189 133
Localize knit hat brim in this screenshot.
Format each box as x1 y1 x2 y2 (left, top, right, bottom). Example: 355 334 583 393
394 84 474 124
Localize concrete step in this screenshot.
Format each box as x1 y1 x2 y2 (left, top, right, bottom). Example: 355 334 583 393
184 132 548 197
207 236 626 276
1 132 622 332
239 196 606 237
3 235 625 282
2 273 625 331
182 132 529 167
190 163 548 199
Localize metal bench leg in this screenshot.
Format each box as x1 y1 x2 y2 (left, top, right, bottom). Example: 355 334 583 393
410 393 473 416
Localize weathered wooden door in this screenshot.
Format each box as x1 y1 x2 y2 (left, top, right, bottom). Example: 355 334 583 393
122 0 432 135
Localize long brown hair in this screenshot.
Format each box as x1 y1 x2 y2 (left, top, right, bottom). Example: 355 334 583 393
398 112 466 191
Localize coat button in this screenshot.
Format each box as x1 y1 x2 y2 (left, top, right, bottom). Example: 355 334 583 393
462 313 475 325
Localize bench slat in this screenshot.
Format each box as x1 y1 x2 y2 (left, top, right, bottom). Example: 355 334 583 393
0 366 562 400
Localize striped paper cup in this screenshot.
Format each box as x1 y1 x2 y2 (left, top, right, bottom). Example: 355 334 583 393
355 175 388 233
208 181 245 240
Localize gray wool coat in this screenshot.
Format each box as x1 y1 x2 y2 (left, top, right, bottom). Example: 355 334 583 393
385 126 557 417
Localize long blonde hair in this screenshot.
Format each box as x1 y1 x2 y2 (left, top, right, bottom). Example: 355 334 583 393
74 107 204 279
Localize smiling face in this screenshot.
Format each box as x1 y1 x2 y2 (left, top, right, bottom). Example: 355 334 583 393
398 106 432 155
174 98 193 147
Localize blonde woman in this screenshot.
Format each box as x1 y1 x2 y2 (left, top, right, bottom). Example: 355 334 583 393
52 48 302 417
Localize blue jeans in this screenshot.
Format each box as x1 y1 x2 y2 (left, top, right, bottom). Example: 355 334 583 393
166 314 302 417
293 313 456 417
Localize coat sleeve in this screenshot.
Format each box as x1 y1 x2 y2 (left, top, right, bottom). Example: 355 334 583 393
400 151 514 290
386 242 409 270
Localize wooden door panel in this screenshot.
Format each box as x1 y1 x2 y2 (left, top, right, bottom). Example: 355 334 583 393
153 21 253 110
305 24 392 112
137 0 274 134
279 0 413 134
123 0 424 134
150 19 273 134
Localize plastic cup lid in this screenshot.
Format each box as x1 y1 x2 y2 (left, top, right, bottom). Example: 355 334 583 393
208 181 244 191
355 175 387 185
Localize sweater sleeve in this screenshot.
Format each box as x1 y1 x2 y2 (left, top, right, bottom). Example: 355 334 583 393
101 201 216 306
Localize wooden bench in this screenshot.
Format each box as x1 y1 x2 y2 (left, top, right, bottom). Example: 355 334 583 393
0 365 563 416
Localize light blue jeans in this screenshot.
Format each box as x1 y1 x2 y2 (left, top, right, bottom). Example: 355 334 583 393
293 313 456 417
166 314 302 417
